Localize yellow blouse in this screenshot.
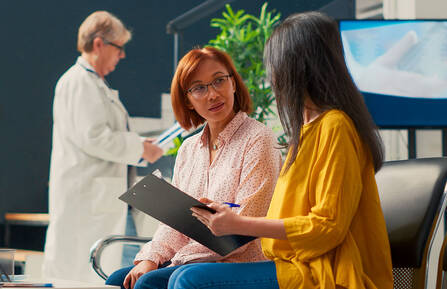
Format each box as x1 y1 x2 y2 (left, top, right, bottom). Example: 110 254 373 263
261 110 393 289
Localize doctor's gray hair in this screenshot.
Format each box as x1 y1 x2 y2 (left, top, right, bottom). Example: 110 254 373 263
77 11 132 53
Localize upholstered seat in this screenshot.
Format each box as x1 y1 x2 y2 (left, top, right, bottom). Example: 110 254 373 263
375 157 447 289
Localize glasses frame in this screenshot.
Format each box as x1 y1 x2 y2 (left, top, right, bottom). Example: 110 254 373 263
103 39 125 54
186 74 233 99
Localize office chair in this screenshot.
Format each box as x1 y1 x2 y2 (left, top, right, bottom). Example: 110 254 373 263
375 157 447 289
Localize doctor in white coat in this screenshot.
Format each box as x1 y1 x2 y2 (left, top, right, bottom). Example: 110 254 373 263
42 11 163 283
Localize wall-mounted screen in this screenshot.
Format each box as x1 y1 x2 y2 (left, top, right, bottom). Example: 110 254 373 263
339 20 447 127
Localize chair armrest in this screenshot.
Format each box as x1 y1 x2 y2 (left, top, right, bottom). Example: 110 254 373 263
89 235 152 280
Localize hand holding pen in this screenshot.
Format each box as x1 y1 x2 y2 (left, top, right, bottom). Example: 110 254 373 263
191 198 242 236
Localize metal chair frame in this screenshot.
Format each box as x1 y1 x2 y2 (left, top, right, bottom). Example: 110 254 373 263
89 235 152 280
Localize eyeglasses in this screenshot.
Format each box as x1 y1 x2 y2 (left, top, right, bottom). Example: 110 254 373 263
187 74 232 99
103 39 125 54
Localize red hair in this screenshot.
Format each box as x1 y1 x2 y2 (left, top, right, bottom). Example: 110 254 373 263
171 47 252 130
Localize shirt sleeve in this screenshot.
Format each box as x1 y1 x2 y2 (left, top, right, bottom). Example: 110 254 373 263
226 129 281 256
284 120 365 261
134 143 190 265
235 129 281 217
64 75 143 165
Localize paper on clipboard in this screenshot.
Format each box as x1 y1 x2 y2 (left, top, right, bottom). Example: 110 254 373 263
154 122 185 149
118 174 256 256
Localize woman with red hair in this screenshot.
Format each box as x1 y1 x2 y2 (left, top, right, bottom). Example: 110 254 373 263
106 47 281 289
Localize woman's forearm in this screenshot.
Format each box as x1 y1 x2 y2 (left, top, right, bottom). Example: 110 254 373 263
235 216 287 240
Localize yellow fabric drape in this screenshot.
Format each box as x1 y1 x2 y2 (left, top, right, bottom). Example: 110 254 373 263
261 110 393 289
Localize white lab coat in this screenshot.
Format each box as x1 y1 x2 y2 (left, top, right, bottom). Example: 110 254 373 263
43 56 144 282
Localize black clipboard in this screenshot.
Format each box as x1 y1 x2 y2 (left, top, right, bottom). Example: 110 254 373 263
119 174 256 256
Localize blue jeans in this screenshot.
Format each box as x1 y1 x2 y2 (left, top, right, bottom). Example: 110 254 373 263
106 265 181 289
106 261 279 289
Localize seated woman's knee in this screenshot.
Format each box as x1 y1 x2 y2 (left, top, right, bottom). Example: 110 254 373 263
168 264 209 289
106 266 133 289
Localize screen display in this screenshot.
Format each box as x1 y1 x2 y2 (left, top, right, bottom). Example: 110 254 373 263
339 20 447 127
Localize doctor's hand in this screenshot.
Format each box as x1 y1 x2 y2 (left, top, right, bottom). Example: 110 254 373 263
191 198 242 236
123 260 157 289
142 139 163 163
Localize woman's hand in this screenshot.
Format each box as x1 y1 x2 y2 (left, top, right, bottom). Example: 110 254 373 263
193 198 286 239
191 198 243 236
123 260 157 289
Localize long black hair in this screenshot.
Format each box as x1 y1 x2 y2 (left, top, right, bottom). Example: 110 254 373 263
264 11 383 173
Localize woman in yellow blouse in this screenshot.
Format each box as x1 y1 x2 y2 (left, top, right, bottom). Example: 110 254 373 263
179 11 393 289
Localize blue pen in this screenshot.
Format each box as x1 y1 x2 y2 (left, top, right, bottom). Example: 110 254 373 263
2 283 53 288
224 202 240 208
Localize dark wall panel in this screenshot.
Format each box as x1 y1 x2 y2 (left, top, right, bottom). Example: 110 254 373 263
0 0 353 242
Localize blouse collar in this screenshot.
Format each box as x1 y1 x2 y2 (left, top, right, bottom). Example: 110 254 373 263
199 111 248 149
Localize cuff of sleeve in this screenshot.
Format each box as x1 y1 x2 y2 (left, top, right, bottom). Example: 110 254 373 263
283 216 305 253
134 250 163 266
127 134 145 166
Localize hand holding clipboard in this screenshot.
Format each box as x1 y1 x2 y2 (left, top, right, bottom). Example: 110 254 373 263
119 174 255 256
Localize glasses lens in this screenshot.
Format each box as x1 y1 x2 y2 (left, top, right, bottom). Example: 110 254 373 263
114 44 124 53
212 76 228 90
190 85 207 98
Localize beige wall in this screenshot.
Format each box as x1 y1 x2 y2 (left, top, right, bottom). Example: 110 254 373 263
384 0 447 19
416 0 447 18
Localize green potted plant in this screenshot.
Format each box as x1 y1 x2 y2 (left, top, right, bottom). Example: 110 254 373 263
208 2 280 125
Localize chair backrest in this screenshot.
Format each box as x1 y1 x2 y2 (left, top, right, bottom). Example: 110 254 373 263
376 157 447 289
